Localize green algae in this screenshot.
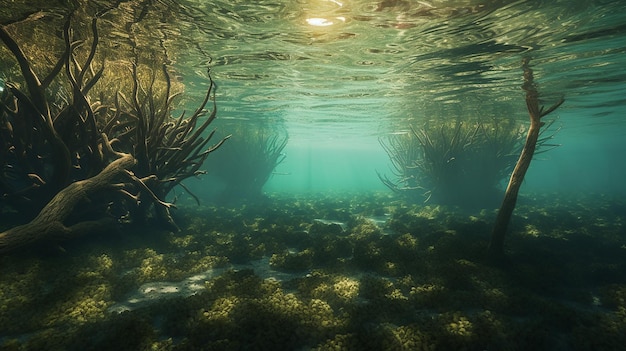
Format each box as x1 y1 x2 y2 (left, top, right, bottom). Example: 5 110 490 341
0 193 625 350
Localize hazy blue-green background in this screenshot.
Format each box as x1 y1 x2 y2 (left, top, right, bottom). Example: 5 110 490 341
165 0 626 199
2 1 624 199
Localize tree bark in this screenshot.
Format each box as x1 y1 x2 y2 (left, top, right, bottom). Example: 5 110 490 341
488 109 541 259
0 154 136 254
488 58 564 259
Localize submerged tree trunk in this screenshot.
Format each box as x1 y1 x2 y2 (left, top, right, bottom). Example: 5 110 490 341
488 58 564 259
0 155 136 253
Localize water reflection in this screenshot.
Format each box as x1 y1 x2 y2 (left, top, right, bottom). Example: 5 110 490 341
1 0 625 192
156 0 623 141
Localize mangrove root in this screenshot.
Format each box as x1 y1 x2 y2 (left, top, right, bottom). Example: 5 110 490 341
0 154 136 254
488 57 564 259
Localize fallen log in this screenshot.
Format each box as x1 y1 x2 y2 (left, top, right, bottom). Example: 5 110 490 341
0 154 136 254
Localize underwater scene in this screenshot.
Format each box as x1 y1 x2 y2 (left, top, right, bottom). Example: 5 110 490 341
1 0 625 350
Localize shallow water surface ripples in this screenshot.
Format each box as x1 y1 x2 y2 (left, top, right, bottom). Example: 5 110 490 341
162 0 626 142
1 0 624 193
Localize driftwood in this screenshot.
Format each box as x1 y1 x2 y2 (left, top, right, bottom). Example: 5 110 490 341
488 57 564 259
0 154 135 253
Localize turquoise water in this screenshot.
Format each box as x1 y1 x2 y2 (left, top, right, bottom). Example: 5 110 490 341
2 1 625 198
2 2 626 349
170 0 626 197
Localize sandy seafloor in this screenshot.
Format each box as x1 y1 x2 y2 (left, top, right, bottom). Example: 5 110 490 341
1 192 625 350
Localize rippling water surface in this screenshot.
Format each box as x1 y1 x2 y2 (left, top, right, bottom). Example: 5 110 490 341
162 0 625 193
2 0 625 193
169 0 626 142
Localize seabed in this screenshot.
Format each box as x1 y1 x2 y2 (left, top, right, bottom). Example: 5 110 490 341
1 192 625 350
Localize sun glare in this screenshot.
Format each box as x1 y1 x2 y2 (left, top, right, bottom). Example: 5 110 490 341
306 16 346 26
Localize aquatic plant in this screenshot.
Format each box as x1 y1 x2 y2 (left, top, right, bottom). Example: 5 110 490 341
379 118 527 208
102 56 227 229
1 193 625 349
0 11 225 252
208 125 287 201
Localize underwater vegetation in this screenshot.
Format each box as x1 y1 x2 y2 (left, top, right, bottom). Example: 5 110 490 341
379 57 563 258
379 118 526 208
379 63 561 212
0 2 619 350
0 7 226 252
0 192 625 350
207 124 288 202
